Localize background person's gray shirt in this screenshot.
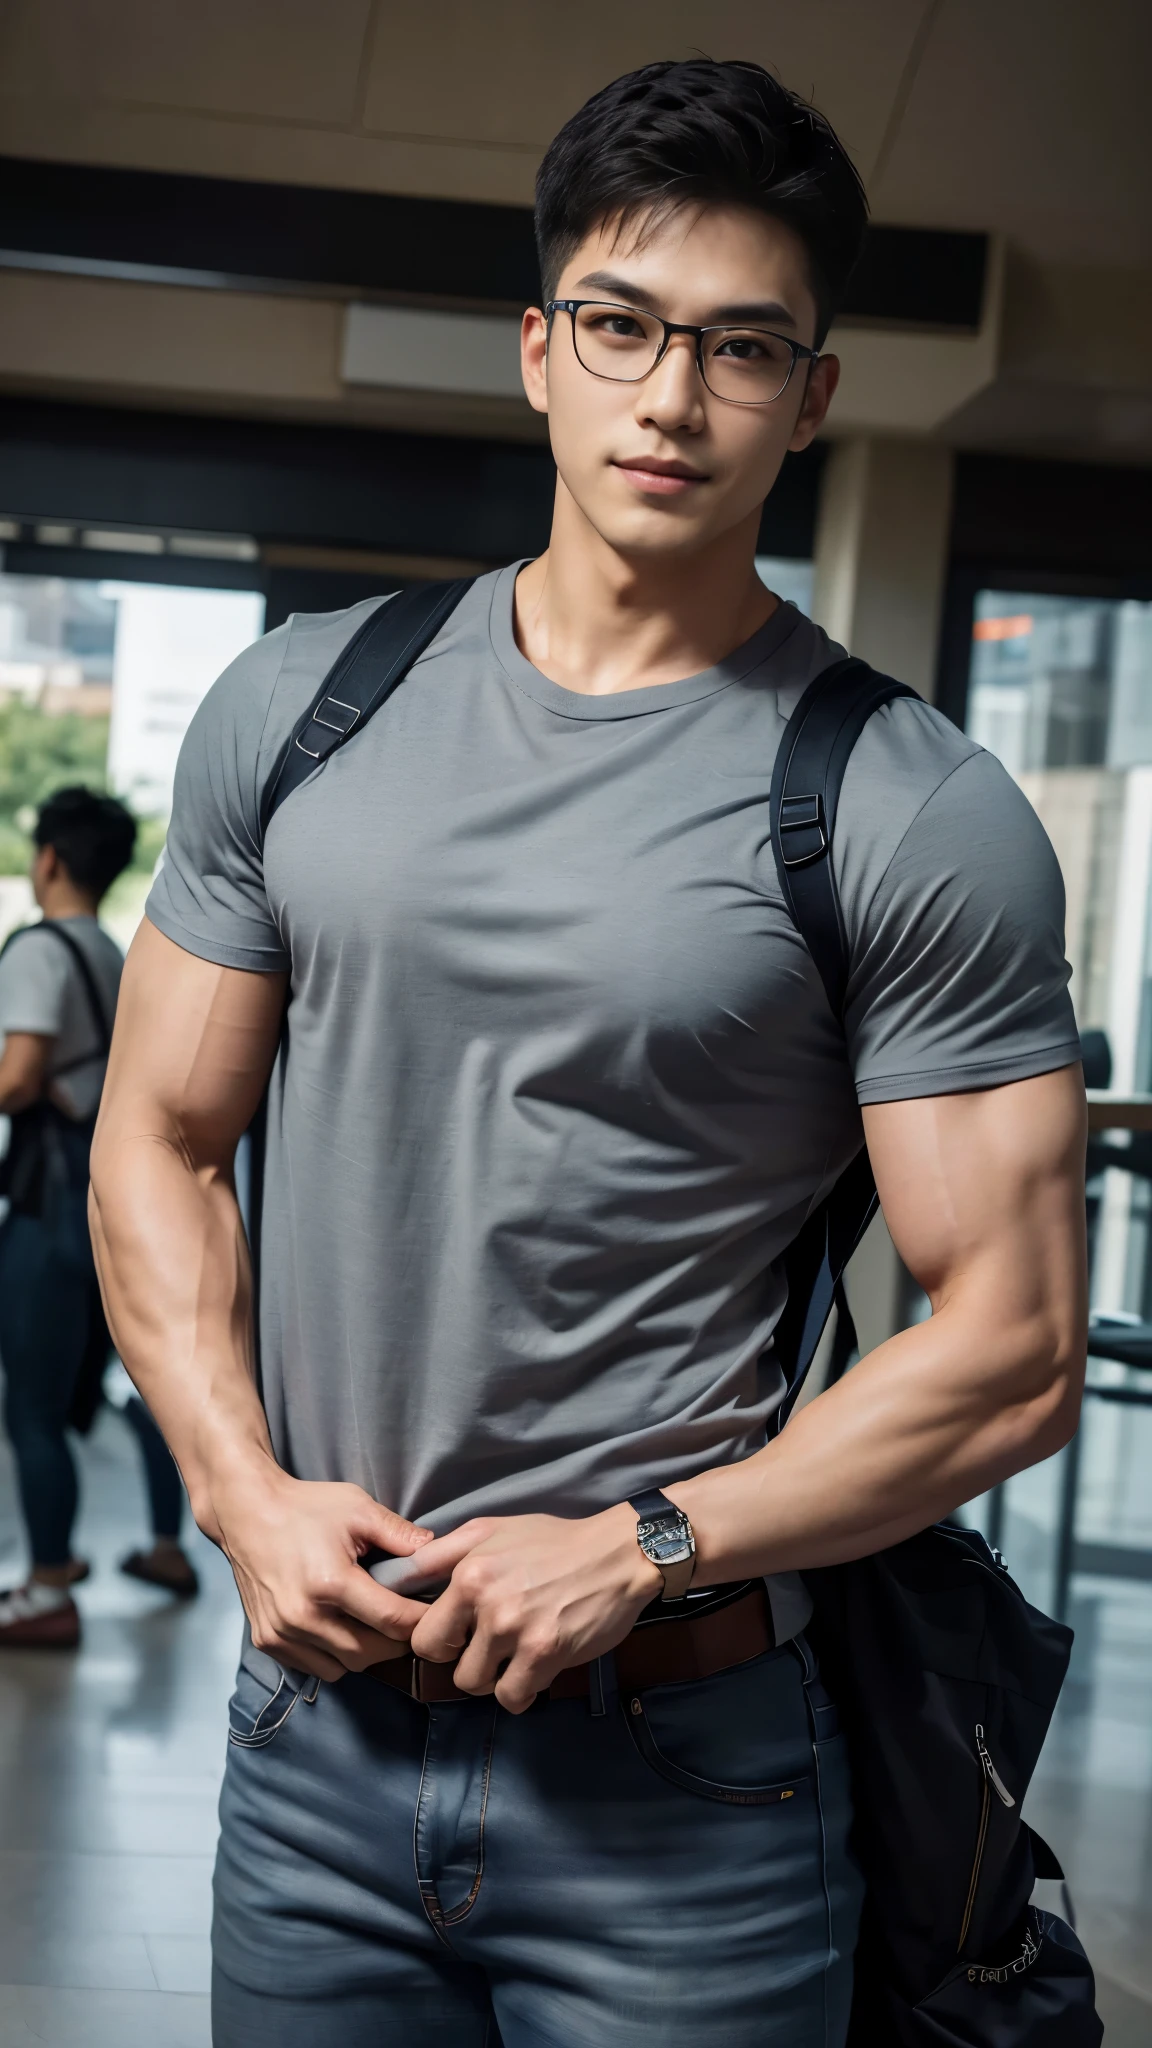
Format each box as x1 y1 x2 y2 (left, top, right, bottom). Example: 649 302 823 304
147 565 1079 1538
0 915 122 1120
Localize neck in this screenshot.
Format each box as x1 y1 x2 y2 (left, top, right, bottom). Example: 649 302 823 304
513 483 775 696
38 880 99 921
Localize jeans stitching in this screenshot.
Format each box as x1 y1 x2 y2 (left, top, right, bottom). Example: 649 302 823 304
413 1704 498 1939
440 1706 498 1926
412 1714 455 1947
624 1695 810 1806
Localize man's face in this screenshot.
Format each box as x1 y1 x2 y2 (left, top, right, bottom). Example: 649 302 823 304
521 203 839 562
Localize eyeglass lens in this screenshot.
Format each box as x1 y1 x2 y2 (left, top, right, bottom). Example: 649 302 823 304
569 303 798 404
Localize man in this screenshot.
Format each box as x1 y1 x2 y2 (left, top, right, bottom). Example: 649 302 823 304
90 59 1086 2048
0 786 197 1648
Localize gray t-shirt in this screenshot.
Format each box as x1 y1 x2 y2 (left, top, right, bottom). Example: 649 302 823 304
0 915 122 1119
148 564 1078 1535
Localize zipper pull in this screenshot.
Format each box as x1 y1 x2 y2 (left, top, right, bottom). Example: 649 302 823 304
975 1724 1016 1808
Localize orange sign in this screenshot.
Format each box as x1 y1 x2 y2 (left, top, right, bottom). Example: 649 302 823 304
973 614 1033 642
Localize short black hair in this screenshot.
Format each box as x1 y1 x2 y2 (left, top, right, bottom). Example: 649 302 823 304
535 60 868 345
34 785 136 900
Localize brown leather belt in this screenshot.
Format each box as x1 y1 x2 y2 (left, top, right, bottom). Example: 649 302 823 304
365 1584 774 1705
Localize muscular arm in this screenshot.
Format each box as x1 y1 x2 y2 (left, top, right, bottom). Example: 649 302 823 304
89 919 432 1680
407 1064 1088 1709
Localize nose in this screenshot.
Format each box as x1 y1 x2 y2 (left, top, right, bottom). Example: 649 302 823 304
634 332 706 434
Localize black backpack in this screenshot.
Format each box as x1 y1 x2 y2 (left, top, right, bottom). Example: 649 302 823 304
260 580 1101 2047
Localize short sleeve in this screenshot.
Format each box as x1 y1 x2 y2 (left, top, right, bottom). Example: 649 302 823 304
146 626 294 974
843 748 1080 1104
0 931 70 1038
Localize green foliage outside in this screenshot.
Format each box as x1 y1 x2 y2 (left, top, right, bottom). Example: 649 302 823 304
0 701 164 879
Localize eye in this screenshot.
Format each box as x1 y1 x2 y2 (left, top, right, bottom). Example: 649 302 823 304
590 313 647 340
713 333 771 361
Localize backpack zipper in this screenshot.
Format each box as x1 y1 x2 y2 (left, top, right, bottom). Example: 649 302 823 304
976 1724 1016 1809
958 1727 1015 1952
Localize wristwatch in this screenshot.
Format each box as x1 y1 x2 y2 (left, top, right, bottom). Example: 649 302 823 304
629 1488 696 1601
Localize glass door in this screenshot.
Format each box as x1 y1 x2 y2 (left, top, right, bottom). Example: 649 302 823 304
964 588 1152 1596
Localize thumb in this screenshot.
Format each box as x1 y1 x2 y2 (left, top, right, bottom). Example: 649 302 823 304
353 1494 435 1556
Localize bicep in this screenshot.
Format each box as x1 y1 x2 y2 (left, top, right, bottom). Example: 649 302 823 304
863 1066 1088 1325
95 919 287 1167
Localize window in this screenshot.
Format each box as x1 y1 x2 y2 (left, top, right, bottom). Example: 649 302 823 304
0 573 264 946
968 593 1152 1122
965 589 1152 1596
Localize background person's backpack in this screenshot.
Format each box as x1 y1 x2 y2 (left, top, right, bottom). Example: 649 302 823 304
0 920 118 1431
258 580 1101 2045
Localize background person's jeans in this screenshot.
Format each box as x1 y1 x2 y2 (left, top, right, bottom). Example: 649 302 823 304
212 1632 861 2047
122 1392 184 1540
0 1191 93 1567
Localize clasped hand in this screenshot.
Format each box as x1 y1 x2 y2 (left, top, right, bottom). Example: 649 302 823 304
406 1506 662 1712
218 1466 660 1708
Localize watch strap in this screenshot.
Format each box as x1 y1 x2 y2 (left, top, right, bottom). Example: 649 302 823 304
628 1488 679 1520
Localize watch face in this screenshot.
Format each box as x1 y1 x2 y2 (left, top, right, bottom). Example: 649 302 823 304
637 1512 694 1568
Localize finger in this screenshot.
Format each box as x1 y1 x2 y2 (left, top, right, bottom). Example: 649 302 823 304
279 1610 411 1673
256 1639 347 1684
409 1582 477 1665
395 1520 498 1585
337 1570 429 1642
350 1494 437 1557
450 1630 511 1696
494 1655 549 1715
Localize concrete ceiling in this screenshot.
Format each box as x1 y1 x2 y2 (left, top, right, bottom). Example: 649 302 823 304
1 0 1147 270
1 0 1150 465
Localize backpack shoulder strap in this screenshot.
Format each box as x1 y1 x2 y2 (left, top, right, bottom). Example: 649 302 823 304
769 656 920 1412
3 921 113 1064
769 656 918 1017
260 577 474 836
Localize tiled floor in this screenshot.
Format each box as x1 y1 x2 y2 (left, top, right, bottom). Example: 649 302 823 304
1 1412 1150 2044
0 1407 231 2046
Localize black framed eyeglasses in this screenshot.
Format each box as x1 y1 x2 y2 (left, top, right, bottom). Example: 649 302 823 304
546 299 818 406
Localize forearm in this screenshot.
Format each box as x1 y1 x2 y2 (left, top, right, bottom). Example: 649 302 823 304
0 1032 50 1112
671 1288 1084 1582
89 1129 275 1542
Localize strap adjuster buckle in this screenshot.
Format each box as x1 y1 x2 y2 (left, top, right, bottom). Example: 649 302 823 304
294 694 361 761
778 792 829 869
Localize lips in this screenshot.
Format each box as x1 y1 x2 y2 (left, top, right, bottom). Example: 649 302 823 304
613 457 708 495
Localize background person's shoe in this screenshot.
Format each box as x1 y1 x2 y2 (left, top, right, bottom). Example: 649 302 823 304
119 1545 199 1598
0 1584 81 1648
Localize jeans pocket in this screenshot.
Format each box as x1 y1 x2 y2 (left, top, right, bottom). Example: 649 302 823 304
227 1665 320 1751
621 1649 814 1807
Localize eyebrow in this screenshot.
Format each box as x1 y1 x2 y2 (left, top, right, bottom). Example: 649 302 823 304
569 270 799 330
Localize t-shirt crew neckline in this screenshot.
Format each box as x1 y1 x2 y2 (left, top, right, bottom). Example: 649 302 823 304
487 560 804 720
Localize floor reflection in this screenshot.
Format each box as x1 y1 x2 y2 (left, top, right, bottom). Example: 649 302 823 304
0 1405 233 2045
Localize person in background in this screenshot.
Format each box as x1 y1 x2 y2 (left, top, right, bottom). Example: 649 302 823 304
0 785 197 1650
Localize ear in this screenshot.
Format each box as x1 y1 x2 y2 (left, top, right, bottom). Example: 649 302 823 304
788 354 840 453
520 305 550 416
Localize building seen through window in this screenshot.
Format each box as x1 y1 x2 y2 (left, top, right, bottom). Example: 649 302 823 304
0 572 264 946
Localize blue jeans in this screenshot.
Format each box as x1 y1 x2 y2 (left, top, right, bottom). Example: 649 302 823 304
212 1632 861 2046
0 1192 94 1566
